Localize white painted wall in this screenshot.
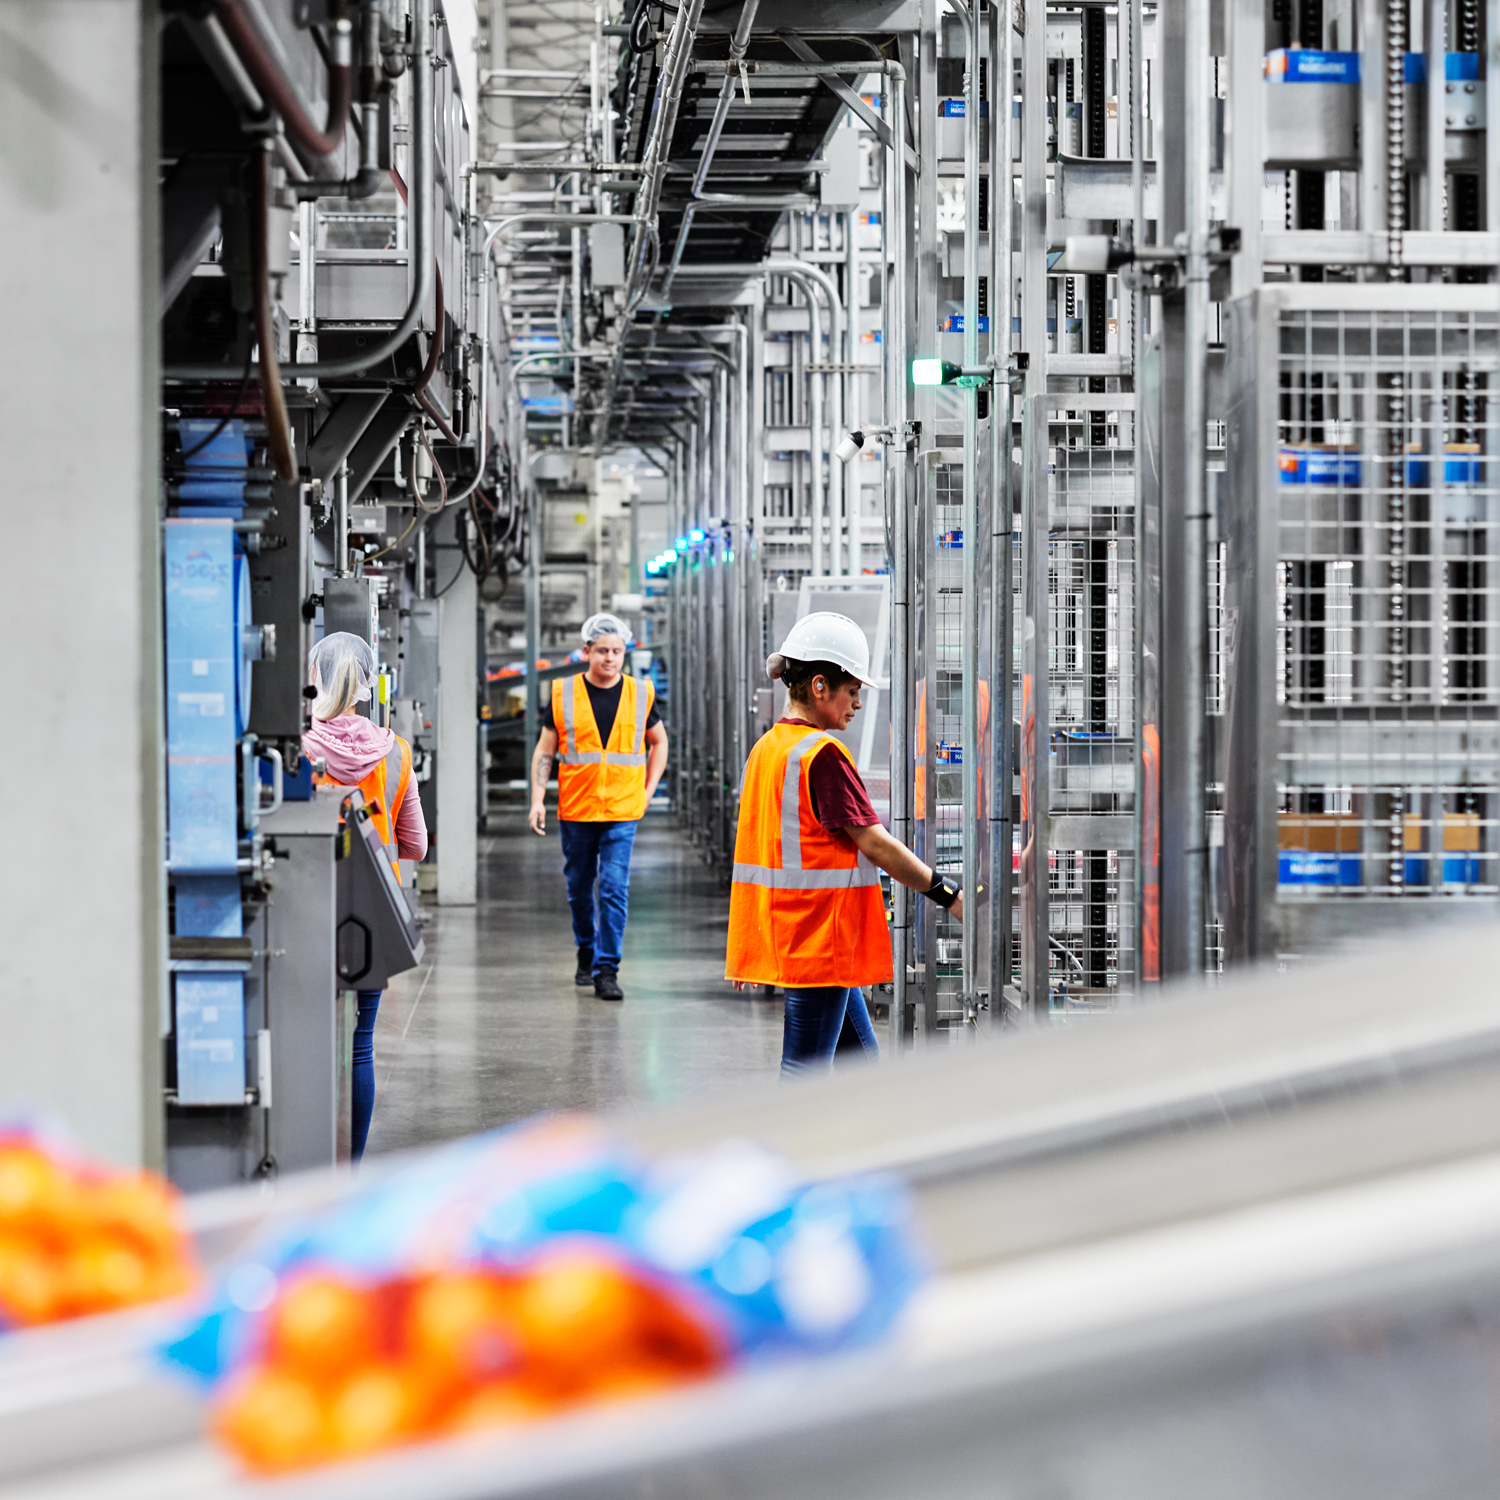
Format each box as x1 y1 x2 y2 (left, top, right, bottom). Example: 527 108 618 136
0 0 165 1165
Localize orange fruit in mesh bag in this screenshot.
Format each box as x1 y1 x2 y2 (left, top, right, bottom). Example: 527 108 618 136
405 1269 522 1388
512 1250 645 1378
214 1367 329 1473
445 1377 554 1434
60 1233 153 1315
633 1281 727 1375
266 1274 381 1380
326 1361 429 1457
0 1146 85 1244
86 1172 188 1260
0 1233 62 1326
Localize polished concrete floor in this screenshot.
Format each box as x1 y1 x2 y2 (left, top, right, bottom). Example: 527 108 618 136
366 811 785 1156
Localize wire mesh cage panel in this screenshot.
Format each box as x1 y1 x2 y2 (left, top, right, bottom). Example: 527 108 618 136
909 448 1001 1034
1224 288 1500 959
1045 403 1138 1001
914 458 974 1027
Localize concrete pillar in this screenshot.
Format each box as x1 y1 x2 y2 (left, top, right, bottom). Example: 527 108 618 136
0 0 165 1166
437 508 478 904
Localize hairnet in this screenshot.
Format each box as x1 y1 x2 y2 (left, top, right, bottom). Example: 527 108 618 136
308 632 376 720
581 612 634 647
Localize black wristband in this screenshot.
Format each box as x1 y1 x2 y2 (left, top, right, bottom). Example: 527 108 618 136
923 872 960 909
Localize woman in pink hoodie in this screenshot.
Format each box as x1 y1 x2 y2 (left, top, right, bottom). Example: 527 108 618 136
302 632 428 1161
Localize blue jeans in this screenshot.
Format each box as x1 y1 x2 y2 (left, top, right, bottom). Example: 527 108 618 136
781 987 880 1076
352 989 381 1161
560 819 638 973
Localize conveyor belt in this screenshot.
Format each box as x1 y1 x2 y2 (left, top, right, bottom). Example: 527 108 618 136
4 917 1500 1498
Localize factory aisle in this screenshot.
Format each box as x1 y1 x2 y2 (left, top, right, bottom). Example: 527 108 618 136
365 811 784 1156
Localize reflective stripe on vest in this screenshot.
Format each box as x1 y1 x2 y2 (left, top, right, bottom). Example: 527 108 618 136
725 722 891 988
312 731 410 869
556 674 649 766
552 673 653 819
736 730 881 890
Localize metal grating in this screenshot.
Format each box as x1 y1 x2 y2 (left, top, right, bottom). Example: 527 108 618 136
930 463 966 987
1045 404 1137 999
1274 307 1499 901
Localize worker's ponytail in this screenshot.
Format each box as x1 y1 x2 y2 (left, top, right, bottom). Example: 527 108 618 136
307 632 376 720
311 654 365 719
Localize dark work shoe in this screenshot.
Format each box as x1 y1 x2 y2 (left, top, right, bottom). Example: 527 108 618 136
594 967 624 1002
575 949 594 987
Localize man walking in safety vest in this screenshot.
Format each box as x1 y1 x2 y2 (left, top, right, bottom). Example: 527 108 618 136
529 613 668 1001
726 613 963 1073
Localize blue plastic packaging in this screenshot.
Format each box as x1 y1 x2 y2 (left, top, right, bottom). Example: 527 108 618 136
163 1117 925 1385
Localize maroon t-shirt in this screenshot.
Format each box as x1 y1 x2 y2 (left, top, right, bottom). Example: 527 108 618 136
778 719 880 844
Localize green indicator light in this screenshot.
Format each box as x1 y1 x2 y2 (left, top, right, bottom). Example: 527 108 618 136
912 358 965 386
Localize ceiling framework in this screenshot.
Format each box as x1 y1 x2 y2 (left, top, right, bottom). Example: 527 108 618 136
483 0 903 450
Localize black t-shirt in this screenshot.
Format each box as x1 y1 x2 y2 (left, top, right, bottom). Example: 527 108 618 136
540 675 662 744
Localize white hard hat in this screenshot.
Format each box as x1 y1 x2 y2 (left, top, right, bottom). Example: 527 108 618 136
767 612 875 686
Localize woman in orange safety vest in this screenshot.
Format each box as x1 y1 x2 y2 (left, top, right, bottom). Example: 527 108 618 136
302 632 427 1162
726 612 963 1075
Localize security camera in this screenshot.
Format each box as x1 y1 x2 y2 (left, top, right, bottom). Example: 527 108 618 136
835 430 866 464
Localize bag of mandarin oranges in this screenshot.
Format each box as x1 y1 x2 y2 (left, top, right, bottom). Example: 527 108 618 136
0 1125 198 1330
163 1113 924 1473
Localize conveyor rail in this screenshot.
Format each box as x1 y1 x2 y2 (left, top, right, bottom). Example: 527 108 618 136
4 917 1500 1498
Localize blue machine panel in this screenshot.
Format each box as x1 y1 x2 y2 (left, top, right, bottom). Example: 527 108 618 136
165 519 238 874
175 973 246 1105
175 875 243 938
176 418 253 512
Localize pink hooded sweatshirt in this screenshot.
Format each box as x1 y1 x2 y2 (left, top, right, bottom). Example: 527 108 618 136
302 714 429 862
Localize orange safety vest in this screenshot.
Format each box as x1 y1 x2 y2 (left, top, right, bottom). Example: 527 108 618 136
552 672 655 822
314 735 412 869
726 723 893 989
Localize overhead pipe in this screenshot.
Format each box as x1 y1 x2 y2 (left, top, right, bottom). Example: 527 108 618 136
595 0 711 449
844 206 861 576
692 59 900 75
950 0 981 1021
179 14 311 188
658 195 818 297
1130 0 1148 987
692 0 765 197
1182 0 1211 971
293 102 384 200
991 0 1016 1018
250 142 296 482
670 259 843 578
167 0 434 385
208 1 353 161
447 208 641 502
883 64 911 1052
292 1 387 200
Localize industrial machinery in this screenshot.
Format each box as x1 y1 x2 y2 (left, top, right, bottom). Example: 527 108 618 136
158 0 493 1183
149 0 1500 1101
